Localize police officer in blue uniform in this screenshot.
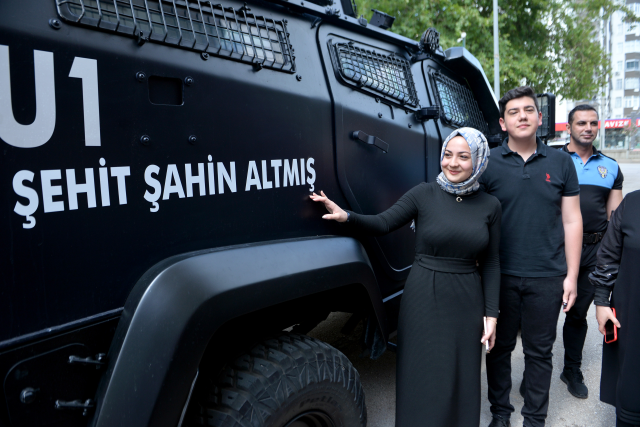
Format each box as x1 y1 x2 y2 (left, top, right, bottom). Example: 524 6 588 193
560 104 623 399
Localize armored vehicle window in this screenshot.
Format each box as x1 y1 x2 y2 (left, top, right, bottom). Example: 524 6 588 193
431 71 488 134
56 0 295 72
328 40 419 107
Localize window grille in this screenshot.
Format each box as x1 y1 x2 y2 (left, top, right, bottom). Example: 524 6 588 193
329 41 419 107
56 0 295 73
431 72 488 133
537 94 550 140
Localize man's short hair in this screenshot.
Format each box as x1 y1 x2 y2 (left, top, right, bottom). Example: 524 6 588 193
499 86 539 118
568 104 598 124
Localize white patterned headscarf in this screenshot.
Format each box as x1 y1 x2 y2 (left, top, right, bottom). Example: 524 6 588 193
436 127 490 195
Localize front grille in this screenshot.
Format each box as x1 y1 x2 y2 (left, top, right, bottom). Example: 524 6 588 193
431 72 488 133
56 0 295 73
330 41 419 107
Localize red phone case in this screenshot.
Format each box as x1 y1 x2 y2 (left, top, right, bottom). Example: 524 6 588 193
605 308 618 344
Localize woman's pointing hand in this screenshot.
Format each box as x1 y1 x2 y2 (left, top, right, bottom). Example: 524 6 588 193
310 191 349 223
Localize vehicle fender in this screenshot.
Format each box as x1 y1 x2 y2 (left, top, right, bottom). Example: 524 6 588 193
92 236 387 427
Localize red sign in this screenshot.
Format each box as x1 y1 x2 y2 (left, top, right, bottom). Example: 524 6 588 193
604 119 630 129
548 119 636 132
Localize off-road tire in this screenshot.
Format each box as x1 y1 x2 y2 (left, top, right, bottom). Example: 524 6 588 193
188 333 366 427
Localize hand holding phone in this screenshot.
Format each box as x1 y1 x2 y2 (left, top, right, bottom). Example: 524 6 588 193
482 317 496 353
596 306 621 343
483 317 490 352
605 308 618 343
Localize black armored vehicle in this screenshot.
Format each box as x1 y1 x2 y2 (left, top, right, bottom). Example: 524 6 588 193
0 1 516 426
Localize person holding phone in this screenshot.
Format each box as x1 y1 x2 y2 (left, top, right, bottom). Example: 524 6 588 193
589 190 640 427
310 128 501 427
559 104 623 400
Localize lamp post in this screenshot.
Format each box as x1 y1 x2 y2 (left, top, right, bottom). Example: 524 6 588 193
458 32 467 49
493 0 499 98
600 8 607 150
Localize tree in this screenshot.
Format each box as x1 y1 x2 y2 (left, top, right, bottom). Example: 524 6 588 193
355 0 638 100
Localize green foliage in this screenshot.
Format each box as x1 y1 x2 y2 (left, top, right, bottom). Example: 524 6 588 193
355 0 638 100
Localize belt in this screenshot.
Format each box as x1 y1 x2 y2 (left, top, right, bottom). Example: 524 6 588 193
415 254 477 273
583 232 604 245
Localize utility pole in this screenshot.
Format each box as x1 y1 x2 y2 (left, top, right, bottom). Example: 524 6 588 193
601 7 607 149
493 0 499 99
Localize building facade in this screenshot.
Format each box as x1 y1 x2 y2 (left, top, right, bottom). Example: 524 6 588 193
554 1 640 156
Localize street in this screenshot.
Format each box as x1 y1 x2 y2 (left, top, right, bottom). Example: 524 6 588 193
308 162 640 427
621 162 640 197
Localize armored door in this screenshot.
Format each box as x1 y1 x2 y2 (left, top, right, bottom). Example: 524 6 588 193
318 26 431 282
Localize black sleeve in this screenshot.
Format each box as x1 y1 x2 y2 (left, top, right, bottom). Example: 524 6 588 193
589 198 626 306
478 168 491 194
563 155 580 196
346 184 421 236
479 200 501 318
478 173 489 193
612 164 624 190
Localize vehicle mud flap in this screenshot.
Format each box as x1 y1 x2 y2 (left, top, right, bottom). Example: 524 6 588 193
363 316 387 360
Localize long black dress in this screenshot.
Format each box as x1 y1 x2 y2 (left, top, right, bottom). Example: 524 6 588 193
347 182 501 427
589 190 640 426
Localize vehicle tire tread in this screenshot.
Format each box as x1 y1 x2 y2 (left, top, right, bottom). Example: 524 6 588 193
187 333 366 427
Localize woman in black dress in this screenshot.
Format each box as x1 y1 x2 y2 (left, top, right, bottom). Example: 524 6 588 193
589 190 640 427
311 127 501 426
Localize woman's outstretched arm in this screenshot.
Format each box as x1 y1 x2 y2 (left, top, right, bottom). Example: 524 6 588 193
310 185 422 236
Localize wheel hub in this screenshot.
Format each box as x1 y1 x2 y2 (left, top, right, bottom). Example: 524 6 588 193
284 410 336 427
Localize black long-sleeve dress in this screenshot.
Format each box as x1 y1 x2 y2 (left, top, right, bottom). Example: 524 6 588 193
347 181 501 427
589 190 640 426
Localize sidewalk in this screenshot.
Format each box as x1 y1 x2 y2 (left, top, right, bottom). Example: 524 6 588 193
478 304 615 427
310 306 616 427
620 163 640 196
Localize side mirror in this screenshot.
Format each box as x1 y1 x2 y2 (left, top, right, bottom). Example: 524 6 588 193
536 93 556 142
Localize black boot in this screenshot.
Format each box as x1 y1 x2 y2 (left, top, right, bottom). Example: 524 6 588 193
488 414 511 427
560 367 588 399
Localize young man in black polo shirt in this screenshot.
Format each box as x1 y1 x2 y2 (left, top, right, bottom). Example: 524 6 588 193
560 104 623 399
480 86 583 427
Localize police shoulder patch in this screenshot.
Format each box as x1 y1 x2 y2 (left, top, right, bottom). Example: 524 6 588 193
597 165 608 178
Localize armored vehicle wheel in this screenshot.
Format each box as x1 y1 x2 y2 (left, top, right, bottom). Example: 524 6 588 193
188 333 366 427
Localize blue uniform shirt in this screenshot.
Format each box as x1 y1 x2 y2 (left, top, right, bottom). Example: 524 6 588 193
561 144 623 234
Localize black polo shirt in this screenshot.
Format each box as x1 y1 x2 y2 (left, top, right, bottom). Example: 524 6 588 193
479 138 580 277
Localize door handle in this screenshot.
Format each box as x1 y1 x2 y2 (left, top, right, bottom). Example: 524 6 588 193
351 131 389 154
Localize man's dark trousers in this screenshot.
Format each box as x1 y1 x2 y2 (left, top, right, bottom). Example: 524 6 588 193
562 243 598 369
486 274 564 427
